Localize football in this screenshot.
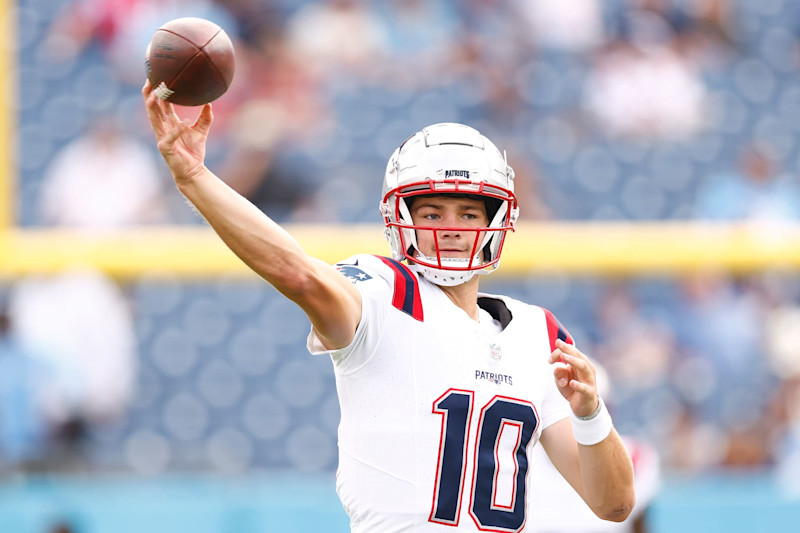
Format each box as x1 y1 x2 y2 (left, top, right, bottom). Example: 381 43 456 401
145 17 235 106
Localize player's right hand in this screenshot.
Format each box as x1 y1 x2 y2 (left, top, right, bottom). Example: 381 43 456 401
143 79 212 185
548 338 600 418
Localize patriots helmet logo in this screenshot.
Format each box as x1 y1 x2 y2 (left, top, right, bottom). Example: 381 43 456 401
337 263 372 284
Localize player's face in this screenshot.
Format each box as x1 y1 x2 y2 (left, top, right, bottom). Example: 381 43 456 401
409 195 489 260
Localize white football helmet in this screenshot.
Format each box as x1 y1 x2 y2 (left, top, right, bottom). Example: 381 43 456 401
380 123 519 286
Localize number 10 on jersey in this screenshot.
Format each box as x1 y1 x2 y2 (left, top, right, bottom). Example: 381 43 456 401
429 389 539 532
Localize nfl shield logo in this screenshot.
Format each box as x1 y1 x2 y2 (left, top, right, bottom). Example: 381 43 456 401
489 343 502 361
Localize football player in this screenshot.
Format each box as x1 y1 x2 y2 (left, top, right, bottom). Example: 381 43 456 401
143 81 635 532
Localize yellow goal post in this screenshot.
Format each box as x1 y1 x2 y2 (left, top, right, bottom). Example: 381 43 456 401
2 222 800 281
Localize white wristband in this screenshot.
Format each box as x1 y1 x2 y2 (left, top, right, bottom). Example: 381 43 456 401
571 396 613 446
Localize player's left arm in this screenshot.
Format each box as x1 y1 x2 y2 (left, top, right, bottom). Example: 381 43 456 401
540 339 636 522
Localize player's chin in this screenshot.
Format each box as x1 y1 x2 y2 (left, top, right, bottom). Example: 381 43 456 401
438 250 469 259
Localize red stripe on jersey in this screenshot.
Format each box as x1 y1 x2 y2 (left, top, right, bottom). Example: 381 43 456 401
543 308 574 353
376 256 424 321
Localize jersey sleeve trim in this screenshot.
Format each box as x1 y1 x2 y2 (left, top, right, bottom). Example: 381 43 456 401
375 256 424 322
542 308 574 353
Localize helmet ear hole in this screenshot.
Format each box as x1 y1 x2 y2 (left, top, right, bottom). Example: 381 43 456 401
482 236 493 262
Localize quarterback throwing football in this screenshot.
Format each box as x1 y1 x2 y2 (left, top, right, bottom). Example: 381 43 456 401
143 80 635 532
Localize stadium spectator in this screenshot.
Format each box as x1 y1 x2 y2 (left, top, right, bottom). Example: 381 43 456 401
213 20 329 222
284 0 390 81
582 0 713 140
694 142 800 222
38 116 169 228
514 0 606 54
8 268 138 468
582 35 707 139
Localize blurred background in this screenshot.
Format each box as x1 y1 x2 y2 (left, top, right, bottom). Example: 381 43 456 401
3 0 800 531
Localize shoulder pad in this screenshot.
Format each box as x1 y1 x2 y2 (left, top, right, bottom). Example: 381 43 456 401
540 307 574 353
334 254 394 284
334 254 424 322
373 256 423 321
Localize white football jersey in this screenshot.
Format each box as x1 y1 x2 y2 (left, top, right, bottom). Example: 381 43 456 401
308 254 574 532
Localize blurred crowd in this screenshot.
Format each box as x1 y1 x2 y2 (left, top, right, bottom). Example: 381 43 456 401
4 0 800 505
20 0 800 226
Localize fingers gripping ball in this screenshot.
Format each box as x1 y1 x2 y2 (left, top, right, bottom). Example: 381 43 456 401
145 17 235 106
